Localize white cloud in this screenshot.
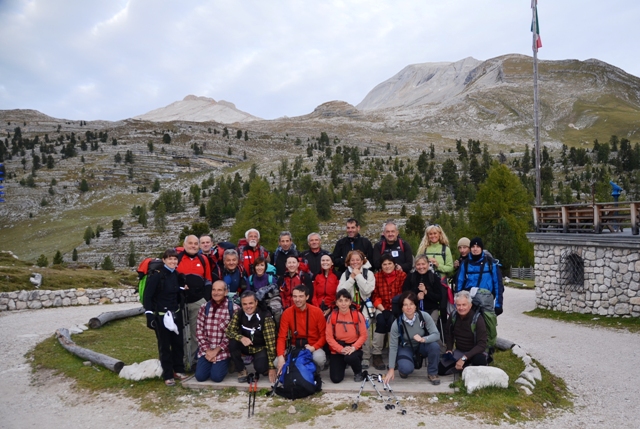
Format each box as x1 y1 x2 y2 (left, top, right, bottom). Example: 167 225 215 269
0 0 638 121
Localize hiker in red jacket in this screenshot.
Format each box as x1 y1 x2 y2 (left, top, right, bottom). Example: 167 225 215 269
237 228 270 275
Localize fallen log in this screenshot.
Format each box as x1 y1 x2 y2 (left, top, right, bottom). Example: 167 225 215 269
56 328 124 374
495 337 516 351
88 306 144 329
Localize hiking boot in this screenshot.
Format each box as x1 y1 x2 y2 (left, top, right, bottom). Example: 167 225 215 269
399 371 408 379
237 369 248 383
354 372 364 382
164 378 176 387
174 372 189 381
361 359 370 369
372 354 386 371
428 374 440 385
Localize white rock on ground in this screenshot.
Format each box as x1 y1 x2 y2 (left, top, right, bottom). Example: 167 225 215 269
119 359 163 381
461 366 509 393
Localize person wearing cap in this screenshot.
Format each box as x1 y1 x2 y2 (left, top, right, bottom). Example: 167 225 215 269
450 237 470 291
455 237 502 351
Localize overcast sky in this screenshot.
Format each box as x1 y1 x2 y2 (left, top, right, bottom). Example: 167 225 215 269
1 0 638 121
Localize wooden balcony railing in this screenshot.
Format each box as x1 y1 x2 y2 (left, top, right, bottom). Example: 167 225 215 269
532 201 640 235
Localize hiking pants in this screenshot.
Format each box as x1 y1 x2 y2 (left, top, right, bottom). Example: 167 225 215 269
195 356 229 383
229 340 270 375
186 298 206 366
153 314 185 380
396 341 439 376
329 350 363 383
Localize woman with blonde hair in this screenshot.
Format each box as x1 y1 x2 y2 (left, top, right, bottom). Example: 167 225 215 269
416 225 454 278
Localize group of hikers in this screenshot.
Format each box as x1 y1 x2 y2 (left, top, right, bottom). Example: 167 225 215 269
142 218 504 389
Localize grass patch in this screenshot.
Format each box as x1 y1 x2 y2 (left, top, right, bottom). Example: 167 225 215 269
29 314 209 414
417 350 572 423
0 252 137 292
504 279 535 289
525 308 640 333
260 396 333 428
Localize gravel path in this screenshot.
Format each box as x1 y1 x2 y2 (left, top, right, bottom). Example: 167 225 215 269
0 288 638 428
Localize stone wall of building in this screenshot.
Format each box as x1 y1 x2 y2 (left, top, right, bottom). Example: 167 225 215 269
0 287 139 311
528 233 640 317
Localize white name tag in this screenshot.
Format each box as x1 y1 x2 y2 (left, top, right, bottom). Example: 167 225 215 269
391 250 399 257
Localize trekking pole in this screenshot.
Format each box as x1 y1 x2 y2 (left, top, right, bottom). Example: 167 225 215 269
352 370 369 410
181 299 192 372
252 373 260 416
383 381 406 415
366 373 385 402
247 373 255 418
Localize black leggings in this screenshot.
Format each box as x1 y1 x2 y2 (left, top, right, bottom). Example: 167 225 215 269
329 350 363 383
437 352 487 376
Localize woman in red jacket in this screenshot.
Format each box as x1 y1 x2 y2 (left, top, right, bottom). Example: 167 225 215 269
326 289 368 383
312 254 339 316
278 255 313 310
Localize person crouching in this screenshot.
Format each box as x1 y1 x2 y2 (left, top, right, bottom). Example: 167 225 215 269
325 289 368 383
225 290 278 384
383 291 441 385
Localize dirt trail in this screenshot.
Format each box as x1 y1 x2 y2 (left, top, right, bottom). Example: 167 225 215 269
0 289 638 428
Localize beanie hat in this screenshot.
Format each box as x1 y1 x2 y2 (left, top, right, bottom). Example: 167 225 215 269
457 237 470 248
469 237 484 249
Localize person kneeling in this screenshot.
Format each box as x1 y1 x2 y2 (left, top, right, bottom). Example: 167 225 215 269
195 280 240 382
225 291 278 384
326 289 369 383
439 290 489 375
384 291 441 385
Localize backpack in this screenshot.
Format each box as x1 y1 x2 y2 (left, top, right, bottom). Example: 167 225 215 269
251 275 283 318
449 309 482 342
274 347 322 399
329 307 361 337
379 237 405 254
204 298 235 318
136 258 164 304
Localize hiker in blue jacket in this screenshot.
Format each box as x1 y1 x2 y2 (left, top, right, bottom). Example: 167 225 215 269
455 237 502 350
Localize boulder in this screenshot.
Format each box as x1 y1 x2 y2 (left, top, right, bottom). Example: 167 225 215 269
119 359 163 381
462 366 509 393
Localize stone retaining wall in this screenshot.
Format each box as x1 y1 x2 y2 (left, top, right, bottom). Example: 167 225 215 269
527 233 640 317
0 287 139 311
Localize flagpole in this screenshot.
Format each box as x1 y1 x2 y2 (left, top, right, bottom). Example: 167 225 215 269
532 0 541 206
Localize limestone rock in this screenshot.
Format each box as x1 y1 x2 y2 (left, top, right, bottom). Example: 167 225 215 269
119 359 163 381
462 366 509 393
515 377 535 390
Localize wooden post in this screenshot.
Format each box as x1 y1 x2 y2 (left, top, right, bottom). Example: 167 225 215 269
56 328 124 374
88 306 145 329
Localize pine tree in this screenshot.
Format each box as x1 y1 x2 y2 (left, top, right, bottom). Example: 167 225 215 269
288 207 319 246
112 219 124 239
79 179 89 192
53 250 64 265
101 256 114 270
36 254 48 267
315 187 332 221
138 204 148 228
83 226 94 245
152 178 161 192
127 242 136 267
72 248 78 261
154 201 167 232
349 195 367 226
230 178 279 249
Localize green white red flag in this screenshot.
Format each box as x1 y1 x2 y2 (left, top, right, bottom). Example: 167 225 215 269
531 1 542 51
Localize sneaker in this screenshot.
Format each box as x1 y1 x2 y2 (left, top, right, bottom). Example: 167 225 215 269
237 369 248 383
164 378 176 386
361 359 370 370
372 354 386 371
428 374 440 385
174 372 189 381
354 373 364 382
399 372 408 379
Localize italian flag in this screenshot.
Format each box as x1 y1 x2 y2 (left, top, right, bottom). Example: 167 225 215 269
531 1 542 50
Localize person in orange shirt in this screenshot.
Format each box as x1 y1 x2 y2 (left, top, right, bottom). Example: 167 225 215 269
326 289 368 383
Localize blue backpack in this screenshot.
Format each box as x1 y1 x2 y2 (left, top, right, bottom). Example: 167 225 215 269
274 347 321 399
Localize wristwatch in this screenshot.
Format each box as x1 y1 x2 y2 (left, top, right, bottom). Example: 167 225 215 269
461 356 467 362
